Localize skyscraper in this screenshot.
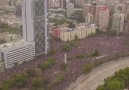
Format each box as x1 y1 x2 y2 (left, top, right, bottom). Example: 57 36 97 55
95 6 109 30
22 0 49 56
112 13 124 32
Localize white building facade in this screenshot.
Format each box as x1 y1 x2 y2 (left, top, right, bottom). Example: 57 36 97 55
0 0 49 69
0 41 35 69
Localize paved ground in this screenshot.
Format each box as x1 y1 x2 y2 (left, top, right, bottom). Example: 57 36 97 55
66 57 129 90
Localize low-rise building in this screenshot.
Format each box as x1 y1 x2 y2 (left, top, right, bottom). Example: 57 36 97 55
0 32 21 43
51 24 97 41
85 13 94 24
0 40 35 69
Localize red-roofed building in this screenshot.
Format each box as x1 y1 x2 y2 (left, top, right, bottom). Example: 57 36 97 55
95 6 109 30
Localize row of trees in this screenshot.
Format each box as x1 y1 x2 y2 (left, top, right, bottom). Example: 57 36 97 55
0 20 22 34
0 57 67 90
96 29 118 37
49 18 72 26
97 67 129 90
0 70 36 90
62 40 80 52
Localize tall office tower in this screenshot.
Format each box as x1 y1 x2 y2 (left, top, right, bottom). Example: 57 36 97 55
96 6 109 30
22 0 49 55
112 13 124 32
67 3 74 18
60 0 66 9
83 4 96 18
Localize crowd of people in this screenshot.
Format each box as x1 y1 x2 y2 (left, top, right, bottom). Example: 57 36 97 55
0 35 129 90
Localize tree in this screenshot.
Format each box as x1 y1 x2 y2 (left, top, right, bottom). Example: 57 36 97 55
60 63 67 71
48 46 56 55
74 10 85 23
97 85 105 90
76 54 85 59
87 49 99 57
96 68 129 90
82 63 94 74
38 58 55 71
106 80 124 90
53 74 65 85
12 72 29 88
32 78 44 89
68 22 75 28
2 78 16 90
62 44 71 52
26 69 37 77
75 35 78 40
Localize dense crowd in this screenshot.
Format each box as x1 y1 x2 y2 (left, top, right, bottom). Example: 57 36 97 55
0 35 129 90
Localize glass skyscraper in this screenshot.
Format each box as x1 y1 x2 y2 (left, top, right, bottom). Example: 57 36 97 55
22 0 49 56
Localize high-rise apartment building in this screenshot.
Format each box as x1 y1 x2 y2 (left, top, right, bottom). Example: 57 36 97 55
60 0 67 9
125 1 129 20
83 4 96 18
112 13 124 32
96 6 109 30
22 0 49 56
67 3 74 18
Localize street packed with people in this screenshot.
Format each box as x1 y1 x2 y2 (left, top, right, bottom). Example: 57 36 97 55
0 35 129 90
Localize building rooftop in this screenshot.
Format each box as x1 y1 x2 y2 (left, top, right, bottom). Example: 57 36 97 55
0 40 34 50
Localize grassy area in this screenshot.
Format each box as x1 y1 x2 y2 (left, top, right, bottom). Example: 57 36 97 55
82 63 94 74
53 74 65 85
62 40 80 52
76 54 85 59
38 58 55 71
87 49 99 57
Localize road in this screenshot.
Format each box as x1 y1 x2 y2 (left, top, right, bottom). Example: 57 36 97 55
66 57 129 90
